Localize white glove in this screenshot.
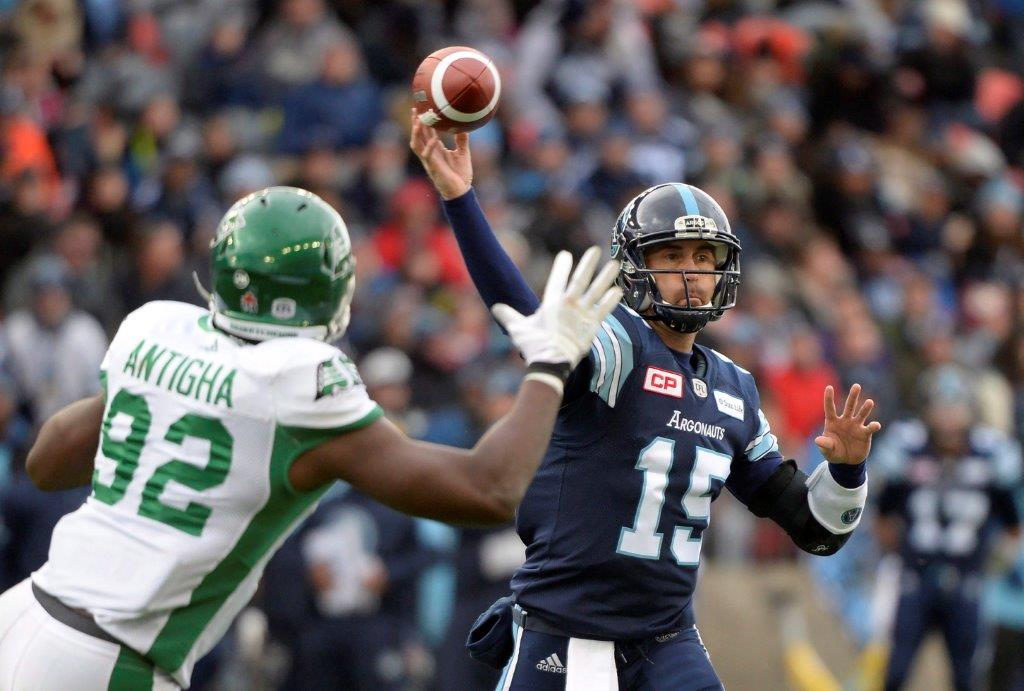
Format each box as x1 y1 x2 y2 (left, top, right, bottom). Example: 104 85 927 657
493 247 622 394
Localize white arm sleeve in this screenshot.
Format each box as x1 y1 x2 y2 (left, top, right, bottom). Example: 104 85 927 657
805 462 868 534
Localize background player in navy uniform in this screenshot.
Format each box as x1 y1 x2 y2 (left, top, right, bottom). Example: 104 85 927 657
411 118 884 691
874 366 1022 691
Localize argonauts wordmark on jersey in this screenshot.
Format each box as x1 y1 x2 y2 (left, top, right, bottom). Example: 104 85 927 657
665 411 725 440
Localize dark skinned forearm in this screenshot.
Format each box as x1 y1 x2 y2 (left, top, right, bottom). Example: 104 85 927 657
353 378 563 525
465 378 561 518
26 394 104 490
299 378 564 526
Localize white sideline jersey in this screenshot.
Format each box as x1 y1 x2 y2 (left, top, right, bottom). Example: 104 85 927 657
33 301 382 688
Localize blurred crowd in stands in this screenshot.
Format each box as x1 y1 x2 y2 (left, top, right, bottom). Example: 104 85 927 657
1 0 1023 688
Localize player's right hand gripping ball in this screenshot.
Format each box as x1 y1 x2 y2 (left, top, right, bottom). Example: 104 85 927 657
412 46 500 133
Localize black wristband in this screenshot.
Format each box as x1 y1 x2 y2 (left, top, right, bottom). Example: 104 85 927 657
526 361 572 383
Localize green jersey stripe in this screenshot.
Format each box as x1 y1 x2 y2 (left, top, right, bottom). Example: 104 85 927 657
108 646 154 691
144 405 383 674
277 405 383 494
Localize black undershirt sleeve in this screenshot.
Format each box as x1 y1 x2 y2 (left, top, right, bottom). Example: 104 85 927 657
746 459 853 556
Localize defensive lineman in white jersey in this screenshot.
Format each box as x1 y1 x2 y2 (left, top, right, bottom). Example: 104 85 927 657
0 186 622 689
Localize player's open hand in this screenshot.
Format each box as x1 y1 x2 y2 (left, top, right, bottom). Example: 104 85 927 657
493 247 621 369
815 383 882 465
409 108 473 200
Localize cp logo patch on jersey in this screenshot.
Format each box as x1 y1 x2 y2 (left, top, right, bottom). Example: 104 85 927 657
643 366 683 398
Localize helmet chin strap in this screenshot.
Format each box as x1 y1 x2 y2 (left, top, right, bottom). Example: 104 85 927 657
639 304 711 334
192 271 213 305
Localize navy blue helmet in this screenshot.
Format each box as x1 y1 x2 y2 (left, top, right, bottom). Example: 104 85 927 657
611 183 741 333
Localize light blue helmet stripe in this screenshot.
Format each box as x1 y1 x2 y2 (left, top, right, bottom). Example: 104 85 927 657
672 183 700 216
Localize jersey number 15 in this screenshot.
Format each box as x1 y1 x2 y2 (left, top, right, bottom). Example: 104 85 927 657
617 440 730 565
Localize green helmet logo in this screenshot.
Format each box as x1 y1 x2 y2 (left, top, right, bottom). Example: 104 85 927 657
206 186 356 342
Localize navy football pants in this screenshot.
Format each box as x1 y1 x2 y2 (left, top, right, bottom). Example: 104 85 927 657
495 623 723 691
884 570 981 691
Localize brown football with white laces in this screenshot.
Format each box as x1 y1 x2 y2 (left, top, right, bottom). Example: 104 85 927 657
411 46 501 134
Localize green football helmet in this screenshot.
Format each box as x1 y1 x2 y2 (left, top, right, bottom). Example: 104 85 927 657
205 186 355 342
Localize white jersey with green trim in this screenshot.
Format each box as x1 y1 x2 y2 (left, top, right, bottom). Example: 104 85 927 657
32 301 382 688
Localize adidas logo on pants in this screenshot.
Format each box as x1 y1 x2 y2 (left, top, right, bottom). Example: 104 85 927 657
536 653 566 674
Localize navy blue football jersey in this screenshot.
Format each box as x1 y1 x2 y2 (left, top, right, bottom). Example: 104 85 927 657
876 421 1022 573
511 305 784 640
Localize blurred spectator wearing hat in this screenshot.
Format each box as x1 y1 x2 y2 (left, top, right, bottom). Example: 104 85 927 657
1 256 105 426
184 9 262 113
889 171 952 262
359 347 427 439
624 88 699 185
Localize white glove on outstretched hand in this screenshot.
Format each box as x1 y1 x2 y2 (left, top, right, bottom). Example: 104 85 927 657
493 247 622 394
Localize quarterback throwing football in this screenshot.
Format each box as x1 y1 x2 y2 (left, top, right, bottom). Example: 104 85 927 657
412 115 883 691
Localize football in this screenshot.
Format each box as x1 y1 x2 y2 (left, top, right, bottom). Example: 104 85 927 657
411 46 501 133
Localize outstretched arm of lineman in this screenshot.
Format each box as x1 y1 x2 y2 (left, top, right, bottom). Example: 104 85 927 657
410 111 541 316
290 248 621 525
27 393 106 490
